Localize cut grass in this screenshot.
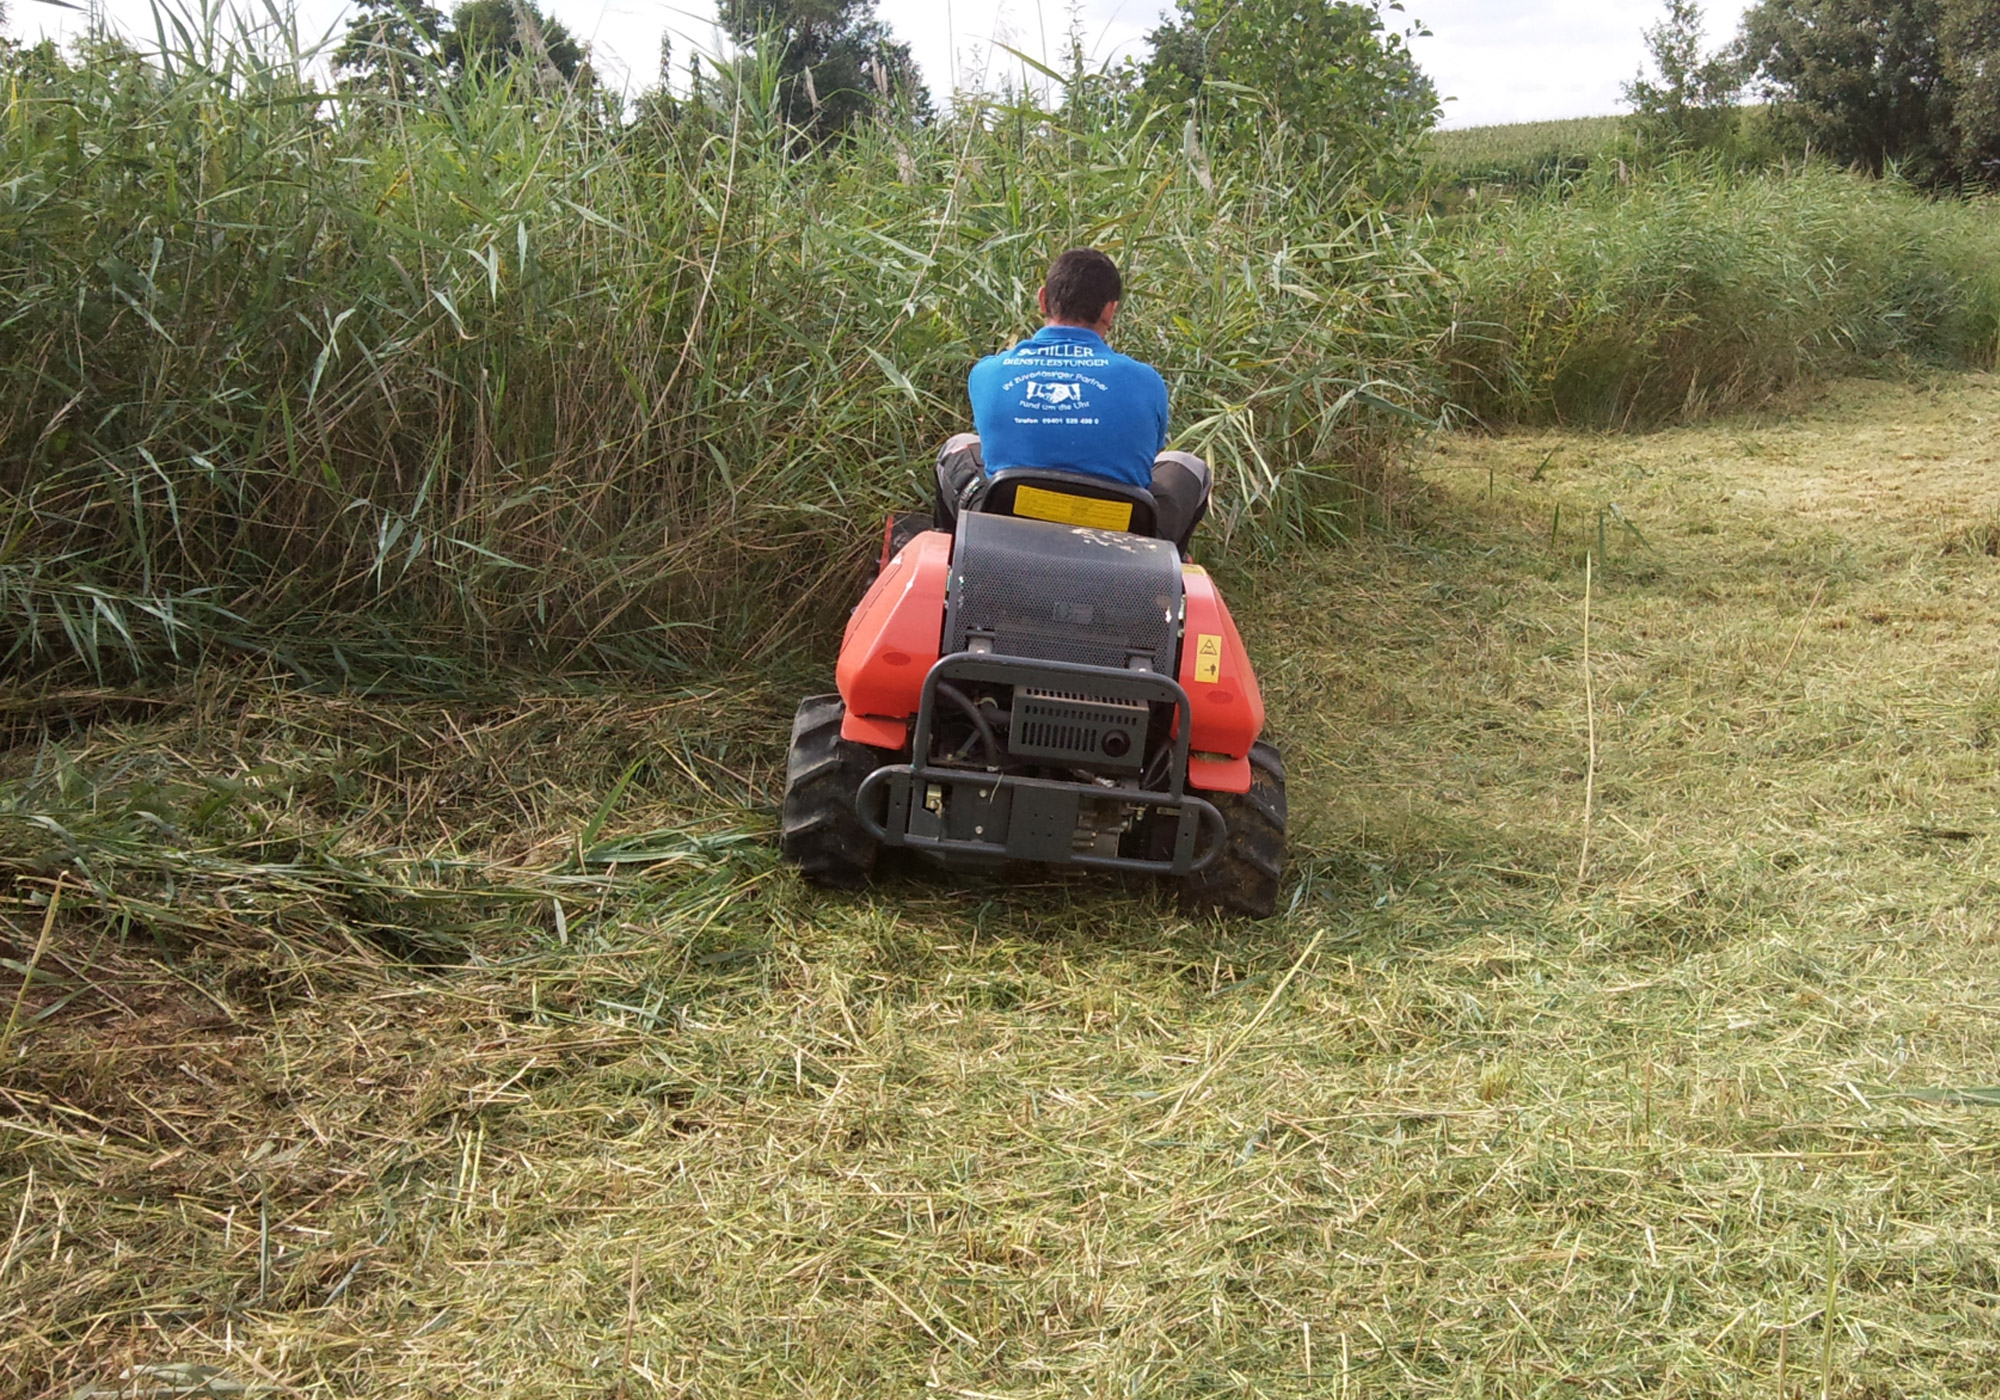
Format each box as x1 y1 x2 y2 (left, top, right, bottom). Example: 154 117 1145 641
5 373 2000 1395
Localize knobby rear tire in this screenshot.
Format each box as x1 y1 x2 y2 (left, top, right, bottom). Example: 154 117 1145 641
1179 741 1287 919
780 694 888 889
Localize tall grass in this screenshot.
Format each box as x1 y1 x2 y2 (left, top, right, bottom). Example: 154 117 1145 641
0 12 1444 682
9 19 2000 687
1443 161 2000 425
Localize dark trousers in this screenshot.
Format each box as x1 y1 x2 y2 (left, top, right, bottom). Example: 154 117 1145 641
933 434 1213 552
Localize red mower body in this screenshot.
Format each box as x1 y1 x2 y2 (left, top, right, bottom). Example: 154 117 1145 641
1175 566 1264 794
782 469 1286 917
835 527 1263 792
836 529 952 750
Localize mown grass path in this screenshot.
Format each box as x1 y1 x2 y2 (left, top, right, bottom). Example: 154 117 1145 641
4 374 1999 1397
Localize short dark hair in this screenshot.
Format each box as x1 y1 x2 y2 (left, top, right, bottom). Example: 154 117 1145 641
1043 248 1123 325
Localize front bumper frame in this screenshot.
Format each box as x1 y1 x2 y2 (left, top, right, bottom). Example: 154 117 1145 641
852 654 1225 877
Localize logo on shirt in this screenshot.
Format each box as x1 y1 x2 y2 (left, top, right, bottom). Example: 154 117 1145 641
1010 343 1108 362
995 370 1112 428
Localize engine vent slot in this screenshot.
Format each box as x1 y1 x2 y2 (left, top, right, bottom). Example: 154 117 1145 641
1007 688 1147 771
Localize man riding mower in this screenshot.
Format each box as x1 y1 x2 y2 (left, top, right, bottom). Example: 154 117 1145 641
780 249 1287 917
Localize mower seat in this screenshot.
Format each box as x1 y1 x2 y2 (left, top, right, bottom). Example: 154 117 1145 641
975 468 1161 540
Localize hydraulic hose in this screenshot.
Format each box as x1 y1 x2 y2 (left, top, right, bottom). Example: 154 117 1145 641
936 682 1002 768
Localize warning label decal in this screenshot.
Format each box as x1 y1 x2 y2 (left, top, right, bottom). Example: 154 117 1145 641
1194 633 1223 684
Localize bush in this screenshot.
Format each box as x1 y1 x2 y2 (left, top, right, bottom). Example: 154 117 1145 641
1739 0 2000 188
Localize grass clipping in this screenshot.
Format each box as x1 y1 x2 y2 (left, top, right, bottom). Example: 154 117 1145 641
5 374 2000 1395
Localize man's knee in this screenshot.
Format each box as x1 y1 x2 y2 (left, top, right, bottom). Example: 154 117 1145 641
1151 450 1211 549
1152 450 1211 498
935 433 985 528
937 434 983 487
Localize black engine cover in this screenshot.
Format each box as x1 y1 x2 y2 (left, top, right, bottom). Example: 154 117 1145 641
943 513 1183 672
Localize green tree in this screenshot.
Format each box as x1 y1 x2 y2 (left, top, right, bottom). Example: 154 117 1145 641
717 0 927 141
1139 0 1436 159
444 0 587 83
332 0 448 97
1737 0 1954 178
1941 0 2000 175
1623 0 1746 150
334 0 588 93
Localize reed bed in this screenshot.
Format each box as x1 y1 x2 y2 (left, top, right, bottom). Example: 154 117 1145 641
1442 162 2000 427
0 13 1443 685
8 14 2000 685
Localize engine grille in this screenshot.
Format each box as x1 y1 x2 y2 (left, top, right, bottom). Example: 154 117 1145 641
1008 688 1148 771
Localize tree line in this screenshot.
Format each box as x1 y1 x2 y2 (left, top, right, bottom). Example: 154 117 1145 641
1628 0 1999 185
324 0 2000 186
320 0 1437 158
2 0 1994 186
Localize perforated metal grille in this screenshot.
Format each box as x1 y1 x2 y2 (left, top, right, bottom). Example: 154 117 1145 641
1008 688 1147 770
945 513 1182 672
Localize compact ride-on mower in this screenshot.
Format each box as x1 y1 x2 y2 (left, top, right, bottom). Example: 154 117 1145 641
780 468 1285 917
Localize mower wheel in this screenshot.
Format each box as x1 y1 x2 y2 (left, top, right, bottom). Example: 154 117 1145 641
1179 741 1287 918
781 694 888 888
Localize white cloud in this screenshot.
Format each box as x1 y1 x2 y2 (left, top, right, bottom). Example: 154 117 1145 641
8 0 1753 127
1409 0 1753 127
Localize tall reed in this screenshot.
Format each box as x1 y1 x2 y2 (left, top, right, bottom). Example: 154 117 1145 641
11 15 2000 687
1441 160 2000 426
0 12 1444 682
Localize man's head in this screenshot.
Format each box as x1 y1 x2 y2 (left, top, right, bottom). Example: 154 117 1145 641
1038 248 1122 335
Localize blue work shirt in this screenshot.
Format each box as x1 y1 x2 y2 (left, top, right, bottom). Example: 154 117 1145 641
968 326 1170 488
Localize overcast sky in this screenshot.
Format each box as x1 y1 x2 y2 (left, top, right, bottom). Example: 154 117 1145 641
9 0 1754 128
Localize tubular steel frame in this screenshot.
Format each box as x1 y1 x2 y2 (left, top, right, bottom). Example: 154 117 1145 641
853 654 1226 876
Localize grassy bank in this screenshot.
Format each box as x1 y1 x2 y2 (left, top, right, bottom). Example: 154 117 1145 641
6 373 2000 1393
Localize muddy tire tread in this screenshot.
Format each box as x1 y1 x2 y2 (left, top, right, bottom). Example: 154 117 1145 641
780 695 885 888
1179 741 1287 918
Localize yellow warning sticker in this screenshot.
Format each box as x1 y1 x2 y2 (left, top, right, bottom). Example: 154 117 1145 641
1013 485 1134 532
1194 633 1223 684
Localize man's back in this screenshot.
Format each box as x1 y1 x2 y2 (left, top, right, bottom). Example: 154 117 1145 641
967 325 1169 489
